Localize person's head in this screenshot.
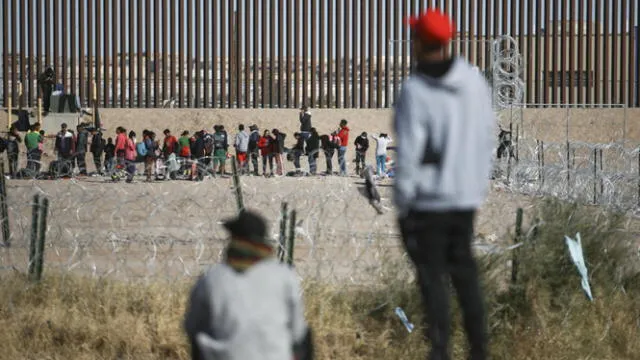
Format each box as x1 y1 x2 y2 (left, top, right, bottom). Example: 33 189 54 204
9 125 17 134
213 125 220 132
89 127 97 134
311 127 318 135
142 129 149 138
219 125 225 131
294 132 300 139
129 131 136 139
272 129 279 135
238 124 245 131
361 132 367 138
149 131 156 140
407 9 454 63
223 210 270 245
164 128 171 136
39 130 45 136
380 133 388 138
107 137 113 144
61 123 68 132
249 124 258 132
340 119 348 128
32 123 41 132
301 105 308 112
263 129 270 137
181 130 189 137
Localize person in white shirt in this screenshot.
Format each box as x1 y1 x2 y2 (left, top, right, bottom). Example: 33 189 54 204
370 133 392 176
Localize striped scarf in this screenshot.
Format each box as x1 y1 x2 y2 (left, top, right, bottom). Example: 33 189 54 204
225 239 274 272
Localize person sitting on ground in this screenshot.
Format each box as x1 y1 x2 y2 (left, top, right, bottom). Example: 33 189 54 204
184 210 313 360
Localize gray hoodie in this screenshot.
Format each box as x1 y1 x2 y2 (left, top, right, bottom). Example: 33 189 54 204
234 131 250 153
393 58 495 216
184 259 308 360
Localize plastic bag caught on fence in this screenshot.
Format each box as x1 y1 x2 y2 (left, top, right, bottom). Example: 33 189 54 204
564 232 594 302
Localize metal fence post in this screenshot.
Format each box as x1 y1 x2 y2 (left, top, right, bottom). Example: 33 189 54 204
28 194 40 280
0 161 9 247
512 207 523 285
287 210 296 266
231 156 244 213
35 197 49 281
278 202 288 262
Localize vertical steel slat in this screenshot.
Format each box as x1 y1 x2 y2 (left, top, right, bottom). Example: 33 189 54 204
112 0 118 106
36 1 43 102
177 0 184 107
212 0 218 107
319 0 325 108
603 0 611 104
376 0 382 108
534 0 541 103
594 0 602 104
170 0 176 104
236 3 242 107
267 0 273 107
335 0 342 108
129 0 135 107
53 0 59 93
202 0 209 107
253 0 259 107
87 0 93 103
145 0 151 107
19 0 26 106
619 0 627 105
220 0 226 107
286 0 293 107
344 0 351 108
551 0 558 104
230 0 236 107
586 0 592 104
310 0 317 107
161 0 167 105
59 0 69 94
611 0 618 104
627 1 640 107
27 0 34 105
2 1 7 105
352 0 358 107
120 0 126 106
391 0 398 105
577 0 584 104
45 0 51 68
245 0 251 107
451 0 458 57
103 0 110 107
468 1 476 67
543 0 550 104
96 0 102 106
526 0 534 102
568 0 576 104
384 0 391 107
277 0 283 108
196 0 202 107
186 0 193 107
368 0 376 108
399 0 406 103
154 0 160 107
301 0 308 106
517 0 525 99
261 0 267 107
484 0 491 71
11 0 17 101
560 0 566 103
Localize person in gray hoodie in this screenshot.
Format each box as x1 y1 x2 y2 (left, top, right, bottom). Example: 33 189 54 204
184 210 313 360
234 124 250 174
394 9 494 360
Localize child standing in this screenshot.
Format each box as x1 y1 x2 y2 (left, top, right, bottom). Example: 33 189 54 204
371 133 392 177
104 137 116 174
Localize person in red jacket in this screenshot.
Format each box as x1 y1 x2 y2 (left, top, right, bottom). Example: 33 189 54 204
114 126 128 170
337 119 350 176
258 129 274 176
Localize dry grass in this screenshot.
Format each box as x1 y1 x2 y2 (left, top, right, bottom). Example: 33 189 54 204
1 199 640 360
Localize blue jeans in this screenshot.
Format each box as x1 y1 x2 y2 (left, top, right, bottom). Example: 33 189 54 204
338 146 347 175
376 155 386 175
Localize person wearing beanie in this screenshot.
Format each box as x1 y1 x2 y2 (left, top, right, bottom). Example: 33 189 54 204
184 210 313 360
354 131 370 174
394 9 494 360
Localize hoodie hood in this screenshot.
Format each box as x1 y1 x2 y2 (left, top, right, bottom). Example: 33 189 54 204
416 57 472 92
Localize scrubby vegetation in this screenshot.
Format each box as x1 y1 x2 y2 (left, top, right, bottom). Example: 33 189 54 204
1 199 639 359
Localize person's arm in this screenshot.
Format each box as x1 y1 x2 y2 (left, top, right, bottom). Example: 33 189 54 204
184 274 212 360
393 82 425 218
288 272 309 349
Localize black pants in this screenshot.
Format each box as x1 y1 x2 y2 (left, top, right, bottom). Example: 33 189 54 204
400 210 487 360
75 152 87 175
27 149 42 174
41 84 53 112
93 152 103 174
324 150 334 174
7 150 19 177
355 151 366 172
262 154 273 175
249 151 259 175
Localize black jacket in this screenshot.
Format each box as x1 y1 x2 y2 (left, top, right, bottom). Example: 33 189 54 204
299 112 312 132
306 133 320 158
274 133 287 154
90 132 105 154
354 136 369 153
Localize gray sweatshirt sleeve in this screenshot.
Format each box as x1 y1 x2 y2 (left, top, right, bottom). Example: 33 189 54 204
393 82 427 218
288 272 308 343
184 274 212 344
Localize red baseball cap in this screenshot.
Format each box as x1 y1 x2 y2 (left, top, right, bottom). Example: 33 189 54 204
406 9 455 46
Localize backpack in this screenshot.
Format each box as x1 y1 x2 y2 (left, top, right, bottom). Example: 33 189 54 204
213 132 225 149
203 134 214 154
136 142 148 157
